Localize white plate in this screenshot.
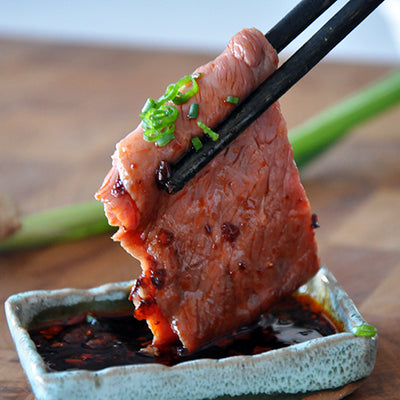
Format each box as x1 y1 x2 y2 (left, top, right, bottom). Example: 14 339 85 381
5 266 377 400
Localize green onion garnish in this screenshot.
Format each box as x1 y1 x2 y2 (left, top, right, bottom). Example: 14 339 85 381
191 136 203 151
143 123 175 142
197 121 219 141
173 74 200 105
142 104 179 128
156 133 176 147
141 104 178 146
226 96 239 104
140 73 201 146
141 98 157 115
156 83 180 106
188 103 199 119
351 324 377 337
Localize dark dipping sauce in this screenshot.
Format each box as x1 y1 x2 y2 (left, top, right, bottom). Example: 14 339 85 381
29 294 342 372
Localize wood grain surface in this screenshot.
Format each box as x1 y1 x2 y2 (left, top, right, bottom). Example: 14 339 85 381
0 38 399 400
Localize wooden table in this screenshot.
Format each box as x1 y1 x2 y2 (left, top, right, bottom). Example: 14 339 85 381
0 38 399 400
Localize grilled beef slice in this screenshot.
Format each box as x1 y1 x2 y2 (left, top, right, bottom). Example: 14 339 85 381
96 28 320 352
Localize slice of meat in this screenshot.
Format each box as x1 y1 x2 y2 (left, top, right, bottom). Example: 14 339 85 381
96 28 320 352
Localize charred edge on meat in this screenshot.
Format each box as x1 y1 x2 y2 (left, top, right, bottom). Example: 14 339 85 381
135 297 156 319
311 213 320 229
129 276 147 301
238 261 247 270
156 228 174 246
221 222 240 242
155 160 172 190
151 269 166 289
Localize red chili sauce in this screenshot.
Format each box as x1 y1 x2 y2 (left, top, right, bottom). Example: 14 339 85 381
29 294 342 372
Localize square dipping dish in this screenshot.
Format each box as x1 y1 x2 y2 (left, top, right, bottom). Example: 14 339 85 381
5 267 377 400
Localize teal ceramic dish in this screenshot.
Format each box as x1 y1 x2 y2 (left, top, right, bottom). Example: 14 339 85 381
5 267 377 400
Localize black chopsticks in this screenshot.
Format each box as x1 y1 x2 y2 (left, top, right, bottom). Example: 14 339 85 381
160 0 385 194
265 0 338 53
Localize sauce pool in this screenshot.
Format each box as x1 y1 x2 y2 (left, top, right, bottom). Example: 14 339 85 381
29 294 342 372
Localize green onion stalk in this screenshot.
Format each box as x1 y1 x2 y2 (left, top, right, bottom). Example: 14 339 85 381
0 201 116 252
1 69 399 252
289 69 400 168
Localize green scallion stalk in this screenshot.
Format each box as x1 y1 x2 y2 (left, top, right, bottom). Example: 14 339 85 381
0 201 115 252
226 96 239 104
140 98 157 115
351 324 378 337
290 69 400 168
197 120 219 141
173 75 200 105
156 83 180 107
1 70 399 252
191 136 203 151
188 103 199 119
156 132 175 147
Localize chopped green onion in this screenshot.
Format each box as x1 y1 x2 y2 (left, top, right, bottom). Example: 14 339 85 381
143 122 176 143
140 98 157 115
156 83 180 106
197 121 219 141
188 103 199 119
197 120 219 141
351 324 377 337
142 104 178 128
140 73 202 146
141 119 150 130
141 103 178 146
191 136 203 151
226 96 239 104
143 128 162 142
156 133 176 147
173 74 200 105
